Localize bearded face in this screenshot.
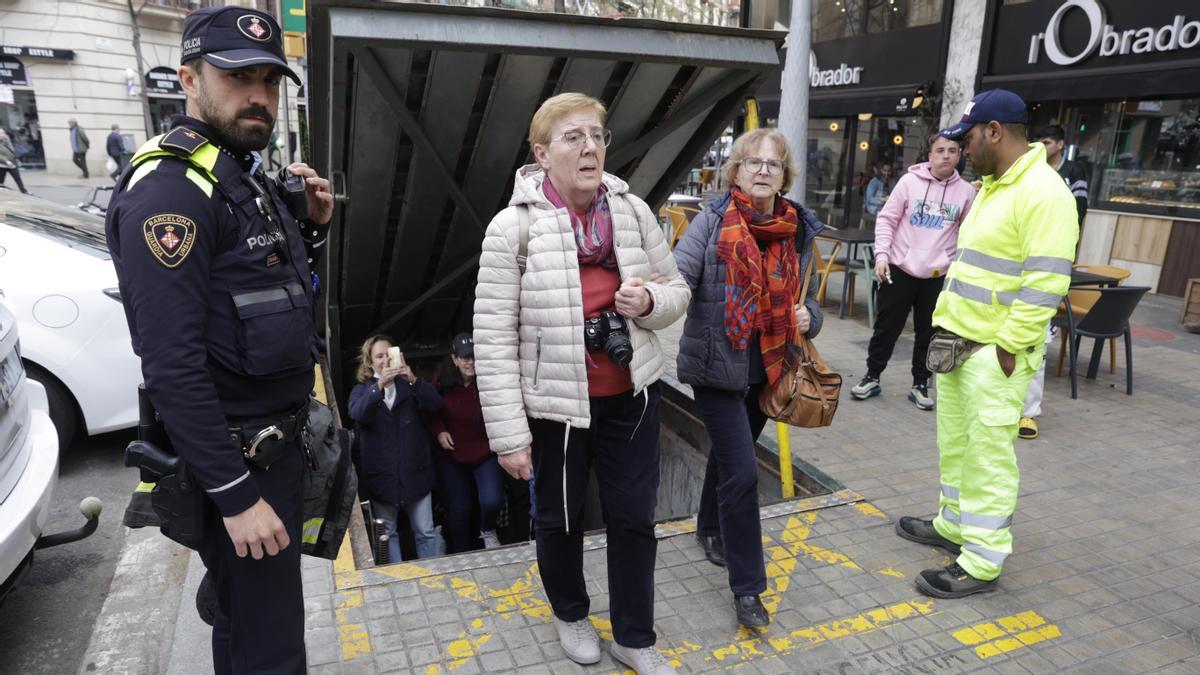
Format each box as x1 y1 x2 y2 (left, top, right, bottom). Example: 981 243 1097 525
186 62 281 153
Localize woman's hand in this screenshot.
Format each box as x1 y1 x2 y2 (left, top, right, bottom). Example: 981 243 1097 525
378 366 403 389
874 259 892 284
615 277 652 318
395 363 417 385
498 447 532 481
795 304 811 335
437 432 455 451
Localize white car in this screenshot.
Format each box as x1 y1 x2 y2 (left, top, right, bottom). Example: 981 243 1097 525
0 189 142 451
0 292 60 602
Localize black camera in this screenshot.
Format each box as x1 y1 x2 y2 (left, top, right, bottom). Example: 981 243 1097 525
584 310 633 367
275 168 309 221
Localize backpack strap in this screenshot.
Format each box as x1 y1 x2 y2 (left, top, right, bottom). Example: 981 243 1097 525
516 206 531 274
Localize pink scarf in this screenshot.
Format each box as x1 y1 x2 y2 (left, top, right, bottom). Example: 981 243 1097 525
542 176 616 268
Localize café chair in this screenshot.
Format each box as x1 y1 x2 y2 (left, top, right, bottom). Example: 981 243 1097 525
665 206 700 249
841 243 876 327
1056 263 1132 376
1058 285 1150 399
812 237 844 307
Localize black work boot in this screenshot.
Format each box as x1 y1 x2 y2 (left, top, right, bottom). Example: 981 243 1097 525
915 562 998 599
895 516 961 554
696 534 726 567
734 595 769 628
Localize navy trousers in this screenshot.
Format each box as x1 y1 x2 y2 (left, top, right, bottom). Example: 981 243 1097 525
530 384 662 648
436 453 504 553
694 383 769 597
198 448 305 675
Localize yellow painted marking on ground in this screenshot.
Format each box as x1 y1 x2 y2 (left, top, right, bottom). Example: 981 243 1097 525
953 610 1062 659
332 532 363 588
709 599 937 664
334 588 372 660
854 502 887 518
875 566 906 578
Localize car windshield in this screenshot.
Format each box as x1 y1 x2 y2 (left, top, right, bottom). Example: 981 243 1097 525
0 189 110 260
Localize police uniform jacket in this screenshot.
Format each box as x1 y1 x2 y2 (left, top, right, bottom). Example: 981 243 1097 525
105 116 328 518
348 378 442 506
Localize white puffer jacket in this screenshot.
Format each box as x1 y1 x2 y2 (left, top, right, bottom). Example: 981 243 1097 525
473 165 690 454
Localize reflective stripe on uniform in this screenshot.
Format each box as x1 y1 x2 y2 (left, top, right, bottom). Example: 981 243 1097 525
940 505 960 524
1015 287 1063 309
207 470 250 494
186 167 214 197
301 517 324 545
941 483 960 500
963 542 1009 566
958 248 1022 277
960 511 1013 531
947 278 998 305
1023 256 1073 276
135 481 155 493
126 159 161 191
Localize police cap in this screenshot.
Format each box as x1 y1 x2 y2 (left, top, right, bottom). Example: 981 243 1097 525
181 6 301 85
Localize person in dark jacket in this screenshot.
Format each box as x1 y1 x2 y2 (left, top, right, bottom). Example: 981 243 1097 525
431 333 503 553
673 127 824 629
0 129 29 193
348 335 443 561
106 125 126 181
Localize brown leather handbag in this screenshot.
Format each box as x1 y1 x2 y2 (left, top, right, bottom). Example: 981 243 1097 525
758 258 842 428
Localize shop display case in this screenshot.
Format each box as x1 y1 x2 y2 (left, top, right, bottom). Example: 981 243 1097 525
1098 168 1200 213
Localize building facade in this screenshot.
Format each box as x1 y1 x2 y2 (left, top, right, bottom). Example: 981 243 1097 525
0 0 305 178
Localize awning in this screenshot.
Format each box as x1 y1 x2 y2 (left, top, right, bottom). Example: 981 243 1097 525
0 57 29 87
308 0 784 389
145 66 184 97
982 60 1200 102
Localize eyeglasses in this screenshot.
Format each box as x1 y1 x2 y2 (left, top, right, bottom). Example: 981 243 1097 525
740 157 784 176
554 128 613 150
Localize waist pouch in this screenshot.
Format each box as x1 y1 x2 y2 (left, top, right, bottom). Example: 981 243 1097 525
927 330 986 374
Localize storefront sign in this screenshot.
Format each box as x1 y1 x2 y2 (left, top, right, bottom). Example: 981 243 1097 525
0 45 74 60
809 50 863 88
0 58 29 86
1028 0 1200 66
145 67 183 96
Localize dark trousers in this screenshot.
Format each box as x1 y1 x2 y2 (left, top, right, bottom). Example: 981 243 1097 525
530 384 662 648
0 166 27 193
866 264 944 383
694 383 769 597
109 153 126 180
72 151 88 177
436 453 504 553
197 448 305 675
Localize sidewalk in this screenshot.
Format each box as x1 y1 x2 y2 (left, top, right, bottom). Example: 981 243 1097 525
84 291 1200 673
13 170 116 211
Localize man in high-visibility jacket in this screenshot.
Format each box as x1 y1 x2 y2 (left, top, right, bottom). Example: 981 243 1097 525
895 89 1079 598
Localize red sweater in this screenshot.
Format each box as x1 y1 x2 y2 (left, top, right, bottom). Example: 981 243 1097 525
579 263 633 397
430 382 491 464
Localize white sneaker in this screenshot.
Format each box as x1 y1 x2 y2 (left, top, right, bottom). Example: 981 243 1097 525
611 643 677 674
553 617 601 665
480 530 500 549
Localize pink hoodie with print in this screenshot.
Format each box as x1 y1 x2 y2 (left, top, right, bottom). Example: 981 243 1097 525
873 162 976 279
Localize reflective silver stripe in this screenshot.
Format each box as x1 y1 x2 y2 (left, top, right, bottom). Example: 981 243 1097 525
940 505 960 524
284 282 305 297
1068 180 1088 191
207 470 250 494
941 484 960 500
948 278 1002 306
1016 287 1063 309
963 542 1009 566
1072 188 1088 198
960 511 1013 531
958 249 1022 277
233 288 289 307
1023 256 1073 276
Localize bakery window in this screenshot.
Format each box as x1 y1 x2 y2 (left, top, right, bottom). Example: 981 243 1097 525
1096 98 1200 215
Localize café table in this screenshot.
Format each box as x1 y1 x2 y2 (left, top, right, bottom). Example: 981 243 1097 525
818 226 876 319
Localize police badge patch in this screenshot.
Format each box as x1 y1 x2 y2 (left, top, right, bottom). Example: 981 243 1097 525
143 214 198 268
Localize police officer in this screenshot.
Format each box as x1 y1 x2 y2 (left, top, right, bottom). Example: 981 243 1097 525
105 7 332 673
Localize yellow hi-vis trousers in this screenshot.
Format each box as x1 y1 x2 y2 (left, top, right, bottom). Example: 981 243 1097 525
932 343 1041 581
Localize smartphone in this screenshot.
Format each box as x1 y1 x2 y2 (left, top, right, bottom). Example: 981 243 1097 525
388 346 403 369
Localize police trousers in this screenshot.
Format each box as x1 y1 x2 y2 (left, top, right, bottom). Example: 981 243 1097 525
932 344 1040 581
197 446 305 675
530 384 662 649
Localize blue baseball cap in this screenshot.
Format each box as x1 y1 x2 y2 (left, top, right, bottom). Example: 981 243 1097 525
181 7 301 85
939 89 1028 140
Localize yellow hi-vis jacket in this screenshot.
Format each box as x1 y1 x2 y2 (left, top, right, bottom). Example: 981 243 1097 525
932 143 1079 355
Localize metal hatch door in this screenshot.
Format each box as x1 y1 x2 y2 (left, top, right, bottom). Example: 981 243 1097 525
307 0 784 398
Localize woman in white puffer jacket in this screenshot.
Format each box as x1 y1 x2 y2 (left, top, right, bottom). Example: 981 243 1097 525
473 93 689 675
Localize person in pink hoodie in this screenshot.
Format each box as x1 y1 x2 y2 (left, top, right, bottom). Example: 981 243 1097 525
850 134 976 410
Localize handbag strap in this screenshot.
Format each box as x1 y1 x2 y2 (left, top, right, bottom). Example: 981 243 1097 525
790 240 815 349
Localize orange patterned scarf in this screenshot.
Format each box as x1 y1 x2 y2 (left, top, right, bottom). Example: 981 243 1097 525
717 187 801 385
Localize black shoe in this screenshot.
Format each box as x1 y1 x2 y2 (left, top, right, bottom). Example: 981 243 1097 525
196 572 217 626
915 562 998 599
895 516 961 554
696 534 726 567
734 595 769 628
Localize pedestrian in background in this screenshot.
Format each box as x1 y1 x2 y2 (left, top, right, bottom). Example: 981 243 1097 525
850 134 975 410
107 124 126 181
474 92 689 674
864 161 895 224
431 333 503 553
1018 123 1089 440
349 335 444 562
895 89 1078 599
68 119 89 178
0 129 29 193
673 127 824 629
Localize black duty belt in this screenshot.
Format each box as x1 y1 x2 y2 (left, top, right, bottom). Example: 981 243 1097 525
228 402 308 469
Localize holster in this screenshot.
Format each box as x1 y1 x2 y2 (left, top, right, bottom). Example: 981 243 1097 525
926 330 986 374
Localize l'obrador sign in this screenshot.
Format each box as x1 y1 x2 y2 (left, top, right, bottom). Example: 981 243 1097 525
1028 0 1200 66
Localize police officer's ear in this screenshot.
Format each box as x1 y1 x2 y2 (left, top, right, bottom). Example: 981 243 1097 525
179 60 204 97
